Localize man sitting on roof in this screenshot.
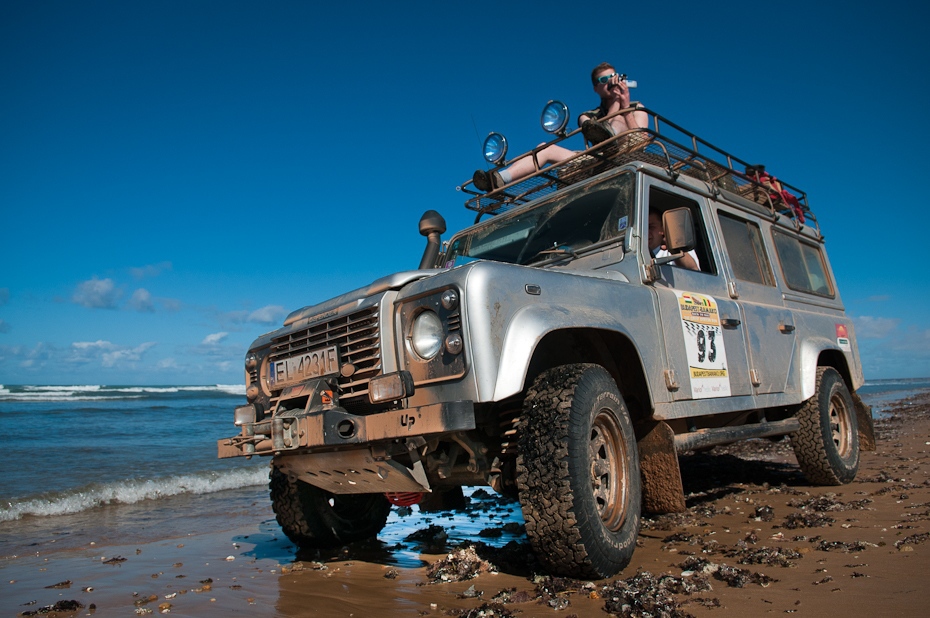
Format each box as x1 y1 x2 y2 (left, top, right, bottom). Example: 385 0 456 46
578 62 649 144
472 62 649 192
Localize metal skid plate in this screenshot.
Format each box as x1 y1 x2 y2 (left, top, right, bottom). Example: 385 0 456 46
274 450 431 494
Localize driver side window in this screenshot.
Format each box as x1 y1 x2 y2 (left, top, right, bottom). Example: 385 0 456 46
646 186 715 275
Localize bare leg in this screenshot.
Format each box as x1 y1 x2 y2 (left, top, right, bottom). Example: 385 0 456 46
503 143 576 181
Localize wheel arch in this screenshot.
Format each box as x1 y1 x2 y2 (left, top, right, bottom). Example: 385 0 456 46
515 327 653 424
817 349 853 389
799 336 854 400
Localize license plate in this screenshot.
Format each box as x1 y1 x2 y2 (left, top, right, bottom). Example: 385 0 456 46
269 345 340 387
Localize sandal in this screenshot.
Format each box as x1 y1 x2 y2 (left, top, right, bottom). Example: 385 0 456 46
581 120 615 145
472 169 504 192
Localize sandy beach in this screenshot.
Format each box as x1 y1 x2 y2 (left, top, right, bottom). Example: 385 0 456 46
3 392 929 617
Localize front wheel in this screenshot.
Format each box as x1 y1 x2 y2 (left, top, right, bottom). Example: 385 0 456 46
791 367 860 485
516 364 641 579
269 467 391 548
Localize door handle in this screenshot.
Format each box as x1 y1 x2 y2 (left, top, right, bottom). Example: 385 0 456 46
721 318 741 328
779 323 796 333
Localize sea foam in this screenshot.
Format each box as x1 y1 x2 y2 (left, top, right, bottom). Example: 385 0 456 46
0 383 247 402
0 466 268 521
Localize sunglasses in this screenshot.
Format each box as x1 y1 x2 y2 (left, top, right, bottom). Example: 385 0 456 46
596 72 624 84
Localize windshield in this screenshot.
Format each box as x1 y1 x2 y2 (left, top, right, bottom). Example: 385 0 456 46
445 172 634 267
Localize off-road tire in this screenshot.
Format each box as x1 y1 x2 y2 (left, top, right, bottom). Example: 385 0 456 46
791 367 860 485
269 467 391 548
516 364 641 579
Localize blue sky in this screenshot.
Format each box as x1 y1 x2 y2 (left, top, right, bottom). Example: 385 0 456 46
1 0 928 384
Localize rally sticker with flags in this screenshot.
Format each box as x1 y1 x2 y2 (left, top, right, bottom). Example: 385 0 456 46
676 291 731 398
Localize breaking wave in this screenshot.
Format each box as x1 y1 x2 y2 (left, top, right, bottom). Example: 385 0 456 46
0 466 269 522
0 384 245 402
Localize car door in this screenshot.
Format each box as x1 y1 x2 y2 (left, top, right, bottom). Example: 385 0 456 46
714 208 796 394
641 178 752 401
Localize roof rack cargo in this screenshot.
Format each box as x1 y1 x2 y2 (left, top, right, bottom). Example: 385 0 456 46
460 107 814 232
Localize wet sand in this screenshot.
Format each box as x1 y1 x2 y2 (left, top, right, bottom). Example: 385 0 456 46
3 392 929 617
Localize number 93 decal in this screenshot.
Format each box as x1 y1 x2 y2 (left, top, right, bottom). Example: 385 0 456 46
675 291 731 398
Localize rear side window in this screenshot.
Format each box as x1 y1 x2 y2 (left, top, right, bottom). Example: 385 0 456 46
718 212 775 286
772 230 834 296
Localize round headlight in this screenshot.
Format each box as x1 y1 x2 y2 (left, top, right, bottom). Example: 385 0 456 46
245 353 258 371
540 100 569 134
482 132 508 164
411 310 444 359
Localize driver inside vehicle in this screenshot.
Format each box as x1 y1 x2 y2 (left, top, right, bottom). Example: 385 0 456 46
648 209 699 271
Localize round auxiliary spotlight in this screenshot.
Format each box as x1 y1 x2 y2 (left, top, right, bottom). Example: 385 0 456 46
482 132 508 165
540 100 569 135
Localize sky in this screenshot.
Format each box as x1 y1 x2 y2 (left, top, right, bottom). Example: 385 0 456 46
1 0 929 385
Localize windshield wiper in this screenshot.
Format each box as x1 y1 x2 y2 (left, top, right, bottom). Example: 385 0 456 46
523 245 577 265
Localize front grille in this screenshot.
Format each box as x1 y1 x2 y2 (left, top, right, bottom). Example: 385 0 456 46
268 306 381 401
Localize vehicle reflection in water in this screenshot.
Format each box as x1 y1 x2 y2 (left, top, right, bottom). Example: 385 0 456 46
223 487 530 616
230 488 527 614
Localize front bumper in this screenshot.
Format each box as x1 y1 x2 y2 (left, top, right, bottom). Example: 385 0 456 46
217 400 476 459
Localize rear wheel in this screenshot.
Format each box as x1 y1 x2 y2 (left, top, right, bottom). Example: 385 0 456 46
269 467 391 548
791 367 859 485
516 364 641 579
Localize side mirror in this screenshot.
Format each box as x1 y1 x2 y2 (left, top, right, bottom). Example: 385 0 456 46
663 207 695 253
418 210 447 270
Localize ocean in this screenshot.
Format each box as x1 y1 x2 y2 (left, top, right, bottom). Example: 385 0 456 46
1 378 928 564
0 385 275 561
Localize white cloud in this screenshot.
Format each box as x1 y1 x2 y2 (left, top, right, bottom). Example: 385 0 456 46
202 332 229 345
248 305 286 324
101 342 156 367
216 304 286 326
28 342 53 361
70 340 156 367
129 288 155 312
161 298 182 312
0 342 60 368
129 261 172 279
852 315 930 379
852 315 899 339
72 277 122 309
1 342 57 369
220 310 249 324
71 340 114 352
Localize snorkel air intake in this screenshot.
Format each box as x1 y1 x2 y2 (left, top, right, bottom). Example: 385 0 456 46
418 210 446 269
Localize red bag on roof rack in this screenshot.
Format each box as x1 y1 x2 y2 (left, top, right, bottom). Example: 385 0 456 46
745 165 805 223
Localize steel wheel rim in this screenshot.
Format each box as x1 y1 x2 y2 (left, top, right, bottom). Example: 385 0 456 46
829 390 852 458
589 408 628 531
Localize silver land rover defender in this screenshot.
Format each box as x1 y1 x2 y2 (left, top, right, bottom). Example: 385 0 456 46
219 103 874 578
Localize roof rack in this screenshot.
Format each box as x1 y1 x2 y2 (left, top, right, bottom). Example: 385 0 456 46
460 108 815 232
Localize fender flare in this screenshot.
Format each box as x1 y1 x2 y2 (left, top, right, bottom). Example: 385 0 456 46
798 335 849 400
491 303 641 402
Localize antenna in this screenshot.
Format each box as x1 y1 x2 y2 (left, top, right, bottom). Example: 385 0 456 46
470 114 486 168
